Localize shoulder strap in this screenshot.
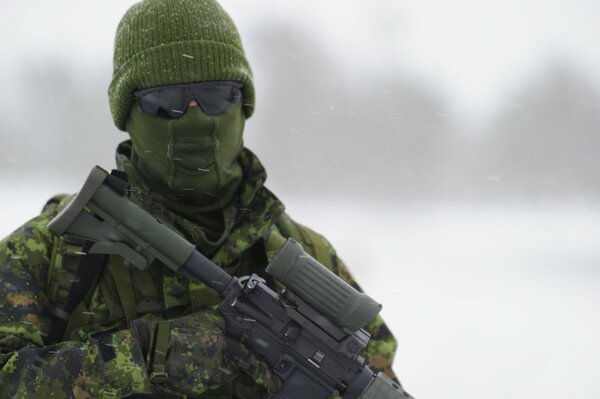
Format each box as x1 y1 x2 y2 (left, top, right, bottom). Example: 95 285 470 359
47 241 106 344
107 255 139 322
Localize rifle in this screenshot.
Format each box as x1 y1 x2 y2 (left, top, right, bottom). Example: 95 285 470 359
48 166 413 399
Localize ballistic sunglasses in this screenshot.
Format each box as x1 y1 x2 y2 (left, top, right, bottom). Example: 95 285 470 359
134 81 243 119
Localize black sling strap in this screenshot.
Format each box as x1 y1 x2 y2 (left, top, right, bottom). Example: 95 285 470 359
47 240 106 344
247 238 276 286
46 169 129 344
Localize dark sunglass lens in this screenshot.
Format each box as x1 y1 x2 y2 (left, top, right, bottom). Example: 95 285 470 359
137 92 163 115
136 87 187 118
160 88 187 117
197 84 242 115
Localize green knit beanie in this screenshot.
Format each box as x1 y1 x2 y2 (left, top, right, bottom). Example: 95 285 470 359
108 0 255 131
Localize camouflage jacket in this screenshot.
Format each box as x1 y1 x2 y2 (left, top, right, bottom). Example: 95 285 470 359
0 148 398 398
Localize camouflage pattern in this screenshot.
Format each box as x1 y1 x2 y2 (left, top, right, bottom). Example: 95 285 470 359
130 311 281 398
0 146 398 398
0 211 152 398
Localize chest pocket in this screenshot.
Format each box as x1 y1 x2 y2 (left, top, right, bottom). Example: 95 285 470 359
105 256 237 318
46 239 269 343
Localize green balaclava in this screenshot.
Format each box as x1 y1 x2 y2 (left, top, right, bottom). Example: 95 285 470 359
125 102 245 210
108 0 255 214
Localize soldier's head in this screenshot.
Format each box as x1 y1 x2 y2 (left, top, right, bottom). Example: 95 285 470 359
109 0 254 206
109 0 254 130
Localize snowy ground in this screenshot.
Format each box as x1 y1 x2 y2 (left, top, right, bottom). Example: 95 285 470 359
2 184 600 399
286 199 600 399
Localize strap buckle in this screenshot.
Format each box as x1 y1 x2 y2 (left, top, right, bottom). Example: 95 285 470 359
148 371 168 383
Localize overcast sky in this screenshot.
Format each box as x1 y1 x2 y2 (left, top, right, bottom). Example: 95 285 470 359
1 0 600 126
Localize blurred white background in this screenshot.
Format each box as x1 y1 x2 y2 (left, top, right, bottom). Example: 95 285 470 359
1 1 600 398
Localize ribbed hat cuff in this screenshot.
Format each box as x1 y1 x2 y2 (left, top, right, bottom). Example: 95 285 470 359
109 39 255 131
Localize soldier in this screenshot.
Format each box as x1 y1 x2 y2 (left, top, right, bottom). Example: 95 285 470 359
0 0 400 398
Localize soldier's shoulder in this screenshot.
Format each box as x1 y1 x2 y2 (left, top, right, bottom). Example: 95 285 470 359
41 193 76 215
1 192 74 248
0 193 75 289
266 212 339 272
